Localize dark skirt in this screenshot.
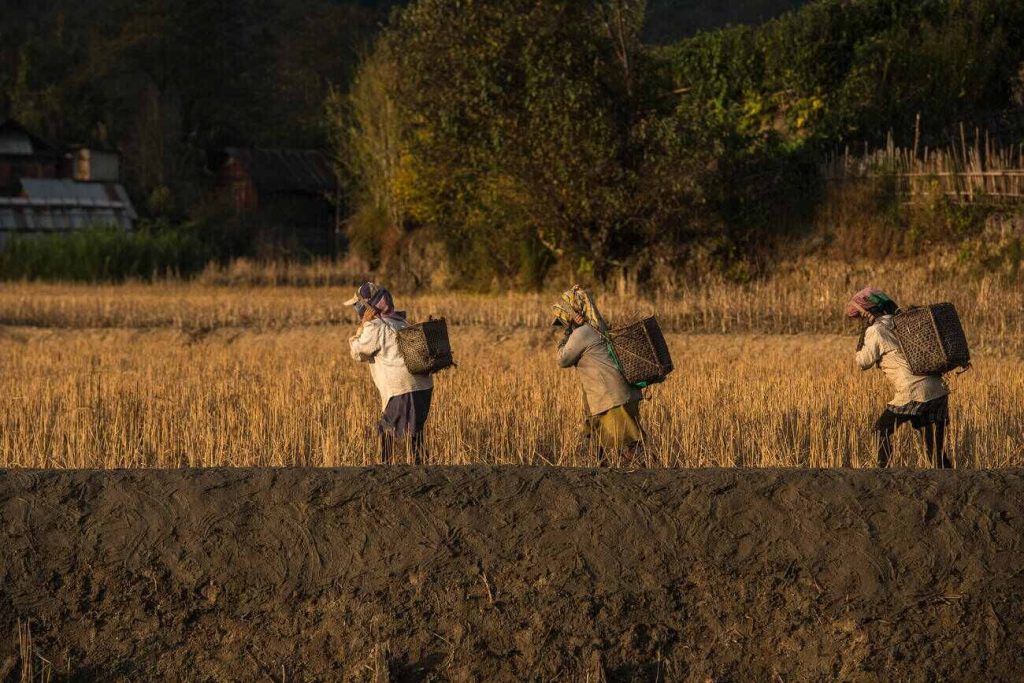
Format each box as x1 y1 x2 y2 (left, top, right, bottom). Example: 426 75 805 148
879 395 949 429
378 389 432 464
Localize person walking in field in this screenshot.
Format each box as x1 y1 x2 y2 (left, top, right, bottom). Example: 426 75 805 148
347 282 433 464
553 285 645 466
847 287 952 469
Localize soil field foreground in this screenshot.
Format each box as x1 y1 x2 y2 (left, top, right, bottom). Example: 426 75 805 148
1 467 1022 681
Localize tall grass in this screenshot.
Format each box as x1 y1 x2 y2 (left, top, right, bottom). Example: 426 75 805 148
0 324 1020 469
2 258 1022 350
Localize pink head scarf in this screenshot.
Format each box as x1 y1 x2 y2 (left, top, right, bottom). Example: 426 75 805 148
845 287 898 318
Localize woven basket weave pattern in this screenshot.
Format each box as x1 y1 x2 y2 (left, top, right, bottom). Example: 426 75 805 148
894 304 969 376
611 317 674 386
932 304 970 366
398 319 453 375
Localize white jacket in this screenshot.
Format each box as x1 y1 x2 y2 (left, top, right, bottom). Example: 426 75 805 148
349 318 433 410
856 315 948 407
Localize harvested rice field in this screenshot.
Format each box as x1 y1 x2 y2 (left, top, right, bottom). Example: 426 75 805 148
1 276 1022 470
1 325 1023 469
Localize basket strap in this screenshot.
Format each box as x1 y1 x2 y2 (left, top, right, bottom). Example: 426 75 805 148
587 320 663 387
584 321 627 373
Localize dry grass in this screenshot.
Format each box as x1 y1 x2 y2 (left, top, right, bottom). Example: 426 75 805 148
1 257 1022 350
2 261 1021 469
1 320 1020 469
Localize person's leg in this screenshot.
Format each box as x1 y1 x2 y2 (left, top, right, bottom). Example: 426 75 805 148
378 425 395 465
596 410 620 467
619 401 645 468
597 407 634 467
408 431 425 466
875 410 898 468
378 395 403 465
913 413 952 469
392 393 418 465
583 415 608 467
934 420 952 469
410 389 432 466
917 422 936 467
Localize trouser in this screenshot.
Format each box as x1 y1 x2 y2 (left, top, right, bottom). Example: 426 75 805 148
584 400 645 467
378 389 432 465
875 409 951 469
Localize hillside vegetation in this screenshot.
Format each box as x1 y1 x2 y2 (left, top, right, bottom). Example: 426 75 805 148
2 1 1024 285
339 0 1024 289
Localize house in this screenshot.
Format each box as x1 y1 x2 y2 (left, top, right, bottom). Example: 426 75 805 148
0 119 137 243
0 119 62 194
220 147 340 255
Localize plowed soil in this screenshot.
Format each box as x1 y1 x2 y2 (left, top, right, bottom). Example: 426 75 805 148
1 468 1022 681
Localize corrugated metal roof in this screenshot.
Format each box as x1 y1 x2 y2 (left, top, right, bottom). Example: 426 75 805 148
23 178 105 201
0 178 137 232
225 147 337 195
20 179 137 219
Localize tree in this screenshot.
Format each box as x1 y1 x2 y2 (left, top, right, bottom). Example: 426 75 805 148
352 0 708 286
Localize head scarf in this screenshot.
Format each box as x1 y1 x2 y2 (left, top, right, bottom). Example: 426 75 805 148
345 282 408 327
551 285 609 333
845 286 899 318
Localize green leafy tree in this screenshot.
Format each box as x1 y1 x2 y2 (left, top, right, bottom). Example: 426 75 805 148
358 0 709 286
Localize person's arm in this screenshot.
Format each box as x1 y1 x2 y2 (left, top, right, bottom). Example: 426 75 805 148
558 326 590 368
349 321 381 362
855 324 882 370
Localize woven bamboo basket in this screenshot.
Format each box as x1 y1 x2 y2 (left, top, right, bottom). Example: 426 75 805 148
893 303 970 375
610 317 674 386
397 318 454 375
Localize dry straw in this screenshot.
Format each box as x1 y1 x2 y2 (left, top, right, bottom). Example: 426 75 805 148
0 324 1020 470
1 260 1022 469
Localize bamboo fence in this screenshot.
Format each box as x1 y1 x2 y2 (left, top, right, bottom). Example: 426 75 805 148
823 124 1024 204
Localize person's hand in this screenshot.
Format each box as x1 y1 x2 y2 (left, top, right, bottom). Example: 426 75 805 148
353 307 375 337
558 325 573 349
573 313 585 326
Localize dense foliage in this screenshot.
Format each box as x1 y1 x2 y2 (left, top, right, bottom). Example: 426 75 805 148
666 0 1024 150
0 0 794 225
382 0 713 286
339 0 1024 287
3 0 1024 284
0 0 400 220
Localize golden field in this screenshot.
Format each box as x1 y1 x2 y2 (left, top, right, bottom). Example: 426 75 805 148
1 263 1022 469
1 257 1023 350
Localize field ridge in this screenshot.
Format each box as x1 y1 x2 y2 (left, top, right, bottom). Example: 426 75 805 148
2 467 1022 680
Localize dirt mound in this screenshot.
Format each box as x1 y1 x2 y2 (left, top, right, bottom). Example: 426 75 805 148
1 468 1022 681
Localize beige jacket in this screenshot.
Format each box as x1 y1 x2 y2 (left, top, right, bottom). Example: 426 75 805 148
350 318 433 410
558 324 641 416
856 315 948 407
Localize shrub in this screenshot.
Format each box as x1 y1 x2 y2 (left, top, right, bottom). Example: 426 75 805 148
0 224 211 282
